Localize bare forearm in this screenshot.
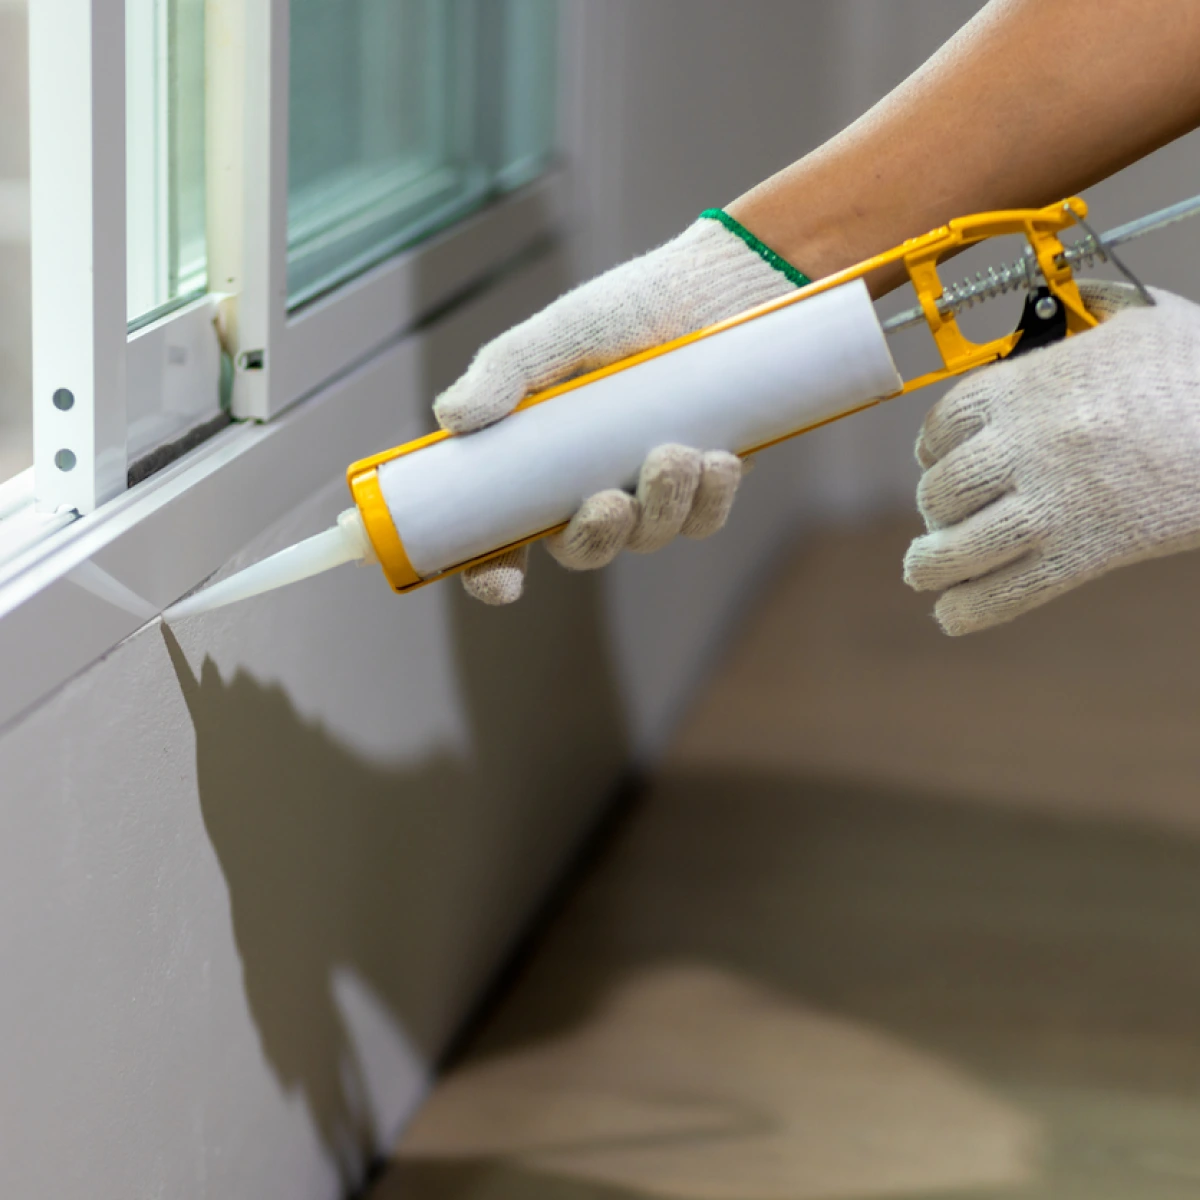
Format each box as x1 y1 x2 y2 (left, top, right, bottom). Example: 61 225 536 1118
729 0 1200 294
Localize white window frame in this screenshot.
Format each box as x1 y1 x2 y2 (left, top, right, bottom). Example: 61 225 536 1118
29 0 129 516
2 0 572 730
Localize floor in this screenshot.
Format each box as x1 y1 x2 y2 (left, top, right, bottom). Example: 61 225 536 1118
376 522 1200 1200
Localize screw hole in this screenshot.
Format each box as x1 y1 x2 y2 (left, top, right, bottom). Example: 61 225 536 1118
54 449 76 472
53 388 75 411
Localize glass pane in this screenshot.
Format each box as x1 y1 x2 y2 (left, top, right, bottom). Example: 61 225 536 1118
288 0 486 308
0 0 31 483
497 0 559 190
287 0 559 309
126 0 207 327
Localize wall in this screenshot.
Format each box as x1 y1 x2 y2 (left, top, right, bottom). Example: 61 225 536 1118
5 4 1200 1199
0 251 638 1200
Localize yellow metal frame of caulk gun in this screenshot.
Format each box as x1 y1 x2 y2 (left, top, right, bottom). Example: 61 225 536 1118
347 196 1099 595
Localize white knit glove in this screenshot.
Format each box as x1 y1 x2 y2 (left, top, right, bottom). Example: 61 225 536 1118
433 212 808 604
905 281 1200 634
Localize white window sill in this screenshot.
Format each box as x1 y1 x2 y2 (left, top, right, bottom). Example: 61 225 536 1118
0 472 73 564
0 182 567 732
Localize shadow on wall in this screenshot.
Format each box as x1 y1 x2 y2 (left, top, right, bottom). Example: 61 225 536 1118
162 560 630 1191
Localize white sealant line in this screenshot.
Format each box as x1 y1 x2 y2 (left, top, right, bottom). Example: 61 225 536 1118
66 560 159 622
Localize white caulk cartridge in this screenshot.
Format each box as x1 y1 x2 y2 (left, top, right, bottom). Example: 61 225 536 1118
349 278 900 594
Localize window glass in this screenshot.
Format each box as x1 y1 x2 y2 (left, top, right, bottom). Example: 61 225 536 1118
0 0 31 483
497 0 560 190
288 0 559 309
126 0 207 327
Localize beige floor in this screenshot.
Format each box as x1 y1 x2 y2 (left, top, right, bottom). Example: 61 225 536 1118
379 523 1200 1200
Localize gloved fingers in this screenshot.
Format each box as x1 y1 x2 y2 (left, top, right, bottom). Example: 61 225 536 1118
433 265 663 435
546 490 638 571
461 545 530 606
913 282 1148 471
547 447 736 569
434 331 532 434
628 444 703 553
912 282 1144 469
904 495 1036 593
681 451 743 539
434 288 605 434
932 552 1049 636
1079 280 1151 323
914 378 991 470
916 428 1012 530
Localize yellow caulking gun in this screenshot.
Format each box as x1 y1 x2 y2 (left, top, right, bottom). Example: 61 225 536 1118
167 192 1200 619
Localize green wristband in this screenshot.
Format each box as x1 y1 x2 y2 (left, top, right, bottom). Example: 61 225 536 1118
700 208 811 288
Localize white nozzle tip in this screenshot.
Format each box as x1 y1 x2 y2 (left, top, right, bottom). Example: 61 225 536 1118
165 508 372 620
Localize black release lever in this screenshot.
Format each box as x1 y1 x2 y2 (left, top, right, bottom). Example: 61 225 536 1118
1004 286 1069 359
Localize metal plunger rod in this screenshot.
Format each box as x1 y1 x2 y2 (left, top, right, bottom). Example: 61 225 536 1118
881 191 1200 334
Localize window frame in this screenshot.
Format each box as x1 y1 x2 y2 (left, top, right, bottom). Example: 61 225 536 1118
230 0 565 421
29 0 129 515
4 0 571 729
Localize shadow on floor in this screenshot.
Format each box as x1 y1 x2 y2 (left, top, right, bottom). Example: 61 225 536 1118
376 766 1200 1200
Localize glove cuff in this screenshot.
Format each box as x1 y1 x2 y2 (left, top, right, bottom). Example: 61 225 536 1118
699 209 811 289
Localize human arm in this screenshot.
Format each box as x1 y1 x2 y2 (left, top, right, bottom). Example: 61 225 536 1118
729 0 1200 296
444 0 1200 604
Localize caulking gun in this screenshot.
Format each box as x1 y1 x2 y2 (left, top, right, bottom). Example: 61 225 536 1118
167 191 1200 619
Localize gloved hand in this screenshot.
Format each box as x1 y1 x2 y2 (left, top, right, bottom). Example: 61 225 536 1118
905 281 1200 634
433 211 809 604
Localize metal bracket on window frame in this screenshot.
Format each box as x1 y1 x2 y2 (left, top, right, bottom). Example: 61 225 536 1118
29 0 128 516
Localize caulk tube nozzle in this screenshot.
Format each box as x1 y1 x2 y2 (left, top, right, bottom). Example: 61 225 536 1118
166 508 375 620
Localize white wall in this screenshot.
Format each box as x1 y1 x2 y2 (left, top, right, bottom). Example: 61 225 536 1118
0 253 636 1200
5 4 1200 1199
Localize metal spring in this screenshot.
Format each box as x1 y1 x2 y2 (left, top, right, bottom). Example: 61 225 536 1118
881 190 1200 335
937 258 1030 314
935 237 1108 317
1060 235 1109 274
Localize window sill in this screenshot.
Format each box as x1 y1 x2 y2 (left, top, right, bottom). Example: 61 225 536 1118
0 472 74 564
0 199 568 733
